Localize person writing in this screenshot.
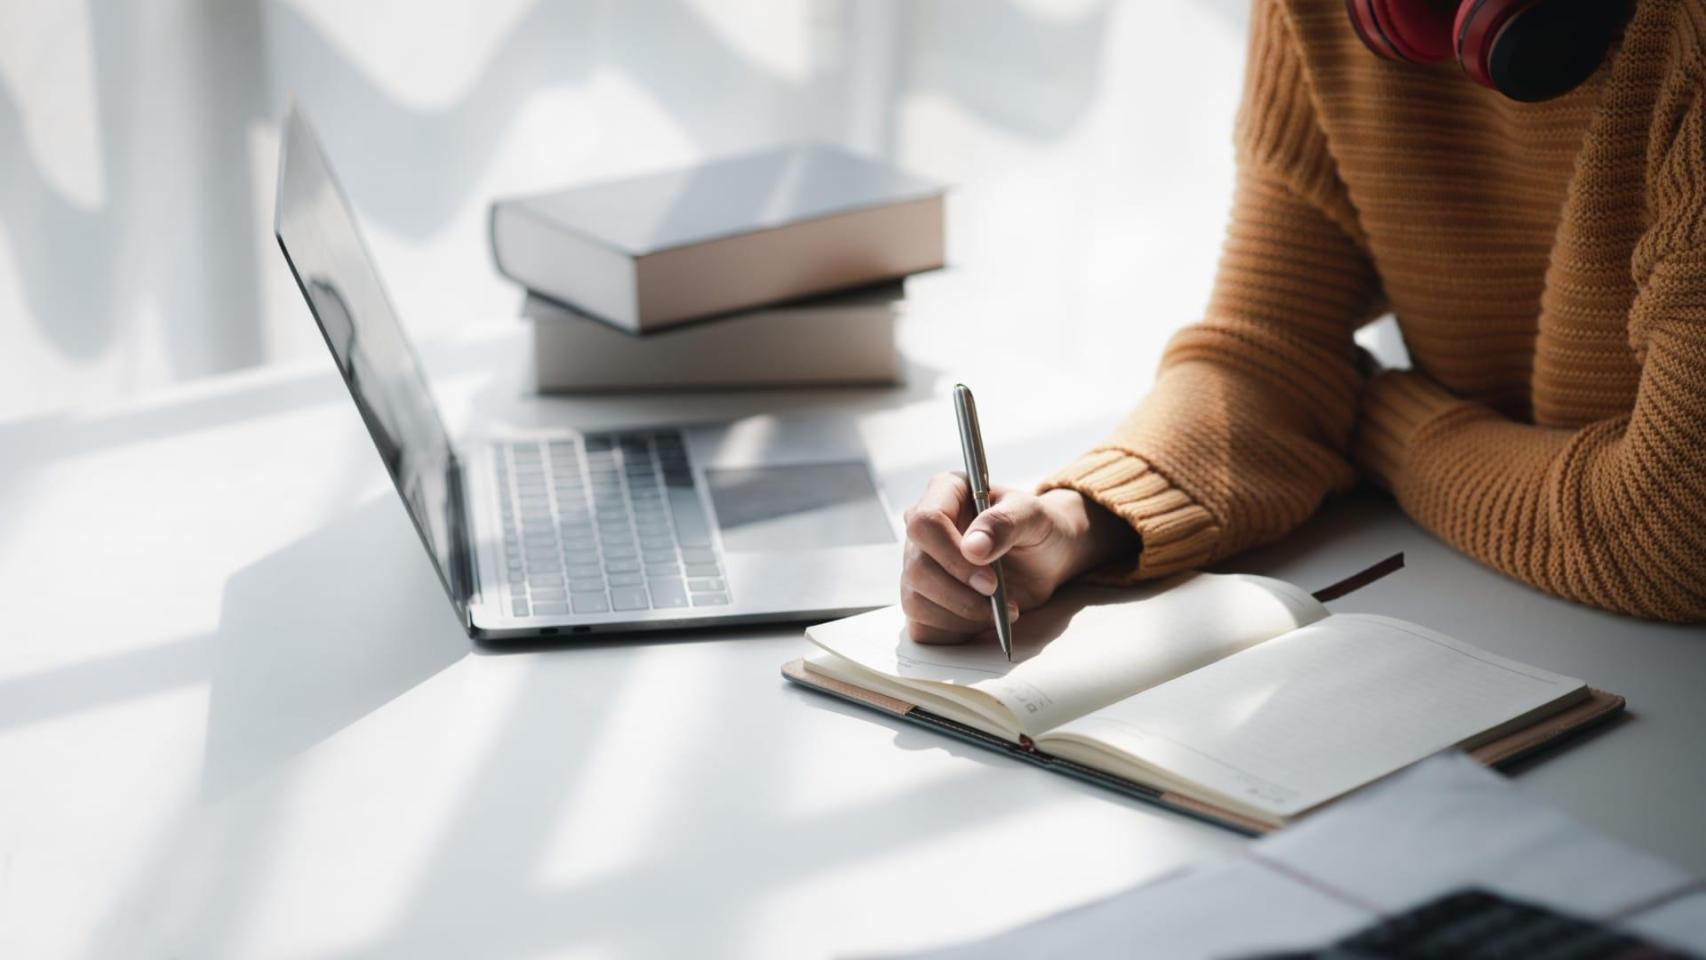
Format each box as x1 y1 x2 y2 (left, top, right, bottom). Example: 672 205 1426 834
902 0 1706 639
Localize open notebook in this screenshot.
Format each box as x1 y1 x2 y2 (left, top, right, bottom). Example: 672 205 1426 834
784 570 1623 833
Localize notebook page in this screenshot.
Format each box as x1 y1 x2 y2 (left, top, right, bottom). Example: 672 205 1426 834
805 573 1326 737
1044 614 1585 819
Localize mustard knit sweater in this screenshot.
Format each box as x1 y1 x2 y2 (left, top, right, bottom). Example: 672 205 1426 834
1044 0 1706 622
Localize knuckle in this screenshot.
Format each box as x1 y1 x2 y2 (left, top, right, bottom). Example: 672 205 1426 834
904 509 939 541
899 587 929 619
904 553 939 584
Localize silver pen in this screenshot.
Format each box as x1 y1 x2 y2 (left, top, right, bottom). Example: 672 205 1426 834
952 384 1014 661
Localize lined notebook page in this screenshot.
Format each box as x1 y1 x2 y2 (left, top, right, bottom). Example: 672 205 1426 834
1046 614 1585 819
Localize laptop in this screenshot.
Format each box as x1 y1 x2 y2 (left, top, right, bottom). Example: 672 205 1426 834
273 107 900 641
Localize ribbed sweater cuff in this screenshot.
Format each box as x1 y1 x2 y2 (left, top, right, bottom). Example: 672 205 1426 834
1354 370 1466 491
1038 448 1221 584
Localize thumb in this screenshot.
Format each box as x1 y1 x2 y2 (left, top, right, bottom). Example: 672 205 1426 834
961 496 1047 563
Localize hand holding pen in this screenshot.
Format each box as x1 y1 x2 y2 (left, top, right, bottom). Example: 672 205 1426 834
898 385 1141 650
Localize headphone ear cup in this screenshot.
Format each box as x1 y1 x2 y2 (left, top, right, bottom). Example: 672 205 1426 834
1455 0 1527 88
1456 0 1624 101
1349 0 1458 63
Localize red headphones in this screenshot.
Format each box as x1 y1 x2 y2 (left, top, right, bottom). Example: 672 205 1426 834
1345 0 1631 101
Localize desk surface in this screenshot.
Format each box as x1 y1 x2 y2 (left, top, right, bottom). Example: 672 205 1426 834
1 320 1700 959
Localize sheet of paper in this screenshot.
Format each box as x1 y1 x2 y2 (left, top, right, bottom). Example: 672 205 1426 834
904 753 1706 959
1048 614 1584 818
804 572 1326 736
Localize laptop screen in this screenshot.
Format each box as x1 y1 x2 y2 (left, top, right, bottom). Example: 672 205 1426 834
273 107 470 619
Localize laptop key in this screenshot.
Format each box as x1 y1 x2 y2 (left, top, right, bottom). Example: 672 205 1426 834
684 563 721 578
680 546 716 564
572 594 610 614
645 562 680 577
688 578 725 592
608 572 645 586
531 588 567 601
512 601 530 616
649 579 689 608
569 579 607 594
691 592 730 606
610 586 649 611
532 602 569 615
604 558 641 573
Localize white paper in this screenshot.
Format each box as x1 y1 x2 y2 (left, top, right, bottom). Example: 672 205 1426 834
902 753 1706 959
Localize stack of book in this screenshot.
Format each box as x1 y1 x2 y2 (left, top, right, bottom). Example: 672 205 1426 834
489 144 946 391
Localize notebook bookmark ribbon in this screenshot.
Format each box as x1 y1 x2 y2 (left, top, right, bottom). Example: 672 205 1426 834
1311 552 1405 603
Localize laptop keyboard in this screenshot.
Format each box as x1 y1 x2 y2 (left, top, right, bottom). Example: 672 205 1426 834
494 431 729 618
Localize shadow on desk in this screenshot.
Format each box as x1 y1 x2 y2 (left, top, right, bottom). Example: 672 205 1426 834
200 494 469 799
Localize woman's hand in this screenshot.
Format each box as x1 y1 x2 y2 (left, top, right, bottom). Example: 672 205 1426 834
899 473 1137 644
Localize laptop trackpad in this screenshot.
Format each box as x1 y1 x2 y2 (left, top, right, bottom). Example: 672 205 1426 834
704 462 895 553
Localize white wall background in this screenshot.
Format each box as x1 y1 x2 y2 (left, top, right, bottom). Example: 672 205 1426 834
0 0 1253 423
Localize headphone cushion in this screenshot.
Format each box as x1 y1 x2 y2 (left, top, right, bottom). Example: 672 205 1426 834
1457 0 1621 101
1455 0 1531 85
1371 0 1458 62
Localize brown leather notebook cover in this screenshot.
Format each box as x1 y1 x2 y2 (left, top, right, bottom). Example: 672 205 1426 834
781 657 1625 836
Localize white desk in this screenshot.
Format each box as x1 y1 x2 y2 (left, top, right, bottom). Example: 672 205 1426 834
2 320 1700 959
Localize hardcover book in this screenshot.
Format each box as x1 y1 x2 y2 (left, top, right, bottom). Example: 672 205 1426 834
524 285 903 391
492 144 944 333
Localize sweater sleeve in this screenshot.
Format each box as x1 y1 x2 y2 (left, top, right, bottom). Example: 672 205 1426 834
1041 0 1382 581
1355 81 1706 623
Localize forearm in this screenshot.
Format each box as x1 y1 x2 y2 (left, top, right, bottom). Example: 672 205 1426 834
1356 370 1706 622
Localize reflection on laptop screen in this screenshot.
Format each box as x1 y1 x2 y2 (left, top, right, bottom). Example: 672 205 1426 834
273 107 467 610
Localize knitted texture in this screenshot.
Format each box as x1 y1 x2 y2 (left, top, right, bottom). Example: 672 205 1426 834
1043 0 1706 622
